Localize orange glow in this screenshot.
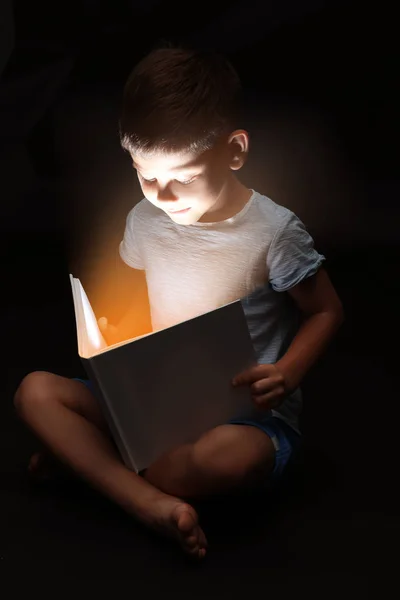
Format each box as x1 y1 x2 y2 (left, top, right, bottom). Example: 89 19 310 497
79 249 152 346
68 194 152 345
96 261 151 344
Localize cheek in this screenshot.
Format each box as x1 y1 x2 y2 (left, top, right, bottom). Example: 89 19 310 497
203 166 227 196
193 178 220 201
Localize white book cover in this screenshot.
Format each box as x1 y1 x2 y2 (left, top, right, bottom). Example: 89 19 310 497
69 274 256 472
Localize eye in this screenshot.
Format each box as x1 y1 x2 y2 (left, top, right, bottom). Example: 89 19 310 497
176 177 196 185
140 176 156 184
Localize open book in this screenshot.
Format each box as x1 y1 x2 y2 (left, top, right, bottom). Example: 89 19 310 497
70 274 256 473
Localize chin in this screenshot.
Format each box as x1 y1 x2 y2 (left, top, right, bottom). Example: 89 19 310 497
168 209 203 225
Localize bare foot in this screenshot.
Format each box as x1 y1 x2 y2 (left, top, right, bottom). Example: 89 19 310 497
148 496 208 559
29 455 207 558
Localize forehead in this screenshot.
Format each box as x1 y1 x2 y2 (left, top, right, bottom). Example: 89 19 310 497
131 149 209 173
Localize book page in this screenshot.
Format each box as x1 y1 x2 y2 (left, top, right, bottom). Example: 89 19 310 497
69 275 107 358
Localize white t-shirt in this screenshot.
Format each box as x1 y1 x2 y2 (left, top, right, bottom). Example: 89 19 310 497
120 190 325 431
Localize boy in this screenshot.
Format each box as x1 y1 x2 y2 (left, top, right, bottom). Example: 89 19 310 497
14 47 343 559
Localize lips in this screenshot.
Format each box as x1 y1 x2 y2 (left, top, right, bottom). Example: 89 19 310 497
168 207 191 214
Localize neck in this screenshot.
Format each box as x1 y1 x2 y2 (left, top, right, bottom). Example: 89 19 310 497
199 175 252 223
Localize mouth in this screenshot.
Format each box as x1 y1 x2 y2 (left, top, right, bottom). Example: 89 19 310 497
167 207 192 214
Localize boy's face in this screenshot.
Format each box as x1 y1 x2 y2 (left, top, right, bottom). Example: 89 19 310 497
131 131 249 225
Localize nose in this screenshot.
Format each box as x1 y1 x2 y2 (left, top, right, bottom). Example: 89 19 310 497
156 184 178 203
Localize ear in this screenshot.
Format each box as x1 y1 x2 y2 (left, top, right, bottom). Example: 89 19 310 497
228 129 250 171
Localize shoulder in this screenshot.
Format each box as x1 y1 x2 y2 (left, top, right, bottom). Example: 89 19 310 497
251 190 298 232
255 192 325 291
125 198 163 231
126 198 156 221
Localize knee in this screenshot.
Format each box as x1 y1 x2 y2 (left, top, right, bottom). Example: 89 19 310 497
191 426 252 484
14 371 56 417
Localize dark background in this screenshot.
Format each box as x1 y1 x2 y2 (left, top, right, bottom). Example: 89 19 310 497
1 0 399 596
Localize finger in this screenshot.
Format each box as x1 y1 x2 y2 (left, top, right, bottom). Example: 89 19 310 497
251 373 285 394
98 317 108 330
252 388 285 408
232 365 264 386
250 377 276 395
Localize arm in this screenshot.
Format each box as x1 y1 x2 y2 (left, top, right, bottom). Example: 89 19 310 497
233 267 344 406
276 267 344 392
233 211 343 405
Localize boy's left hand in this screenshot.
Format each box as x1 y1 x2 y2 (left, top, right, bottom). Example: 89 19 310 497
232 364 287 409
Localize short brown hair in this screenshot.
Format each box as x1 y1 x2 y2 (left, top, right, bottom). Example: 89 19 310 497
119 46 242 156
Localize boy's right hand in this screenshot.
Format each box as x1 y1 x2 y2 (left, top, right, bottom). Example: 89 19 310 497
98 317 120 346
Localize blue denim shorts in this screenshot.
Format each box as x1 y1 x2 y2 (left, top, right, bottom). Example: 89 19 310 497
228 414 301 483
74 378 301 484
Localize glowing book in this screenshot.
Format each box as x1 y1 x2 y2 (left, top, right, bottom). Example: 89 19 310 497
69 274 255 473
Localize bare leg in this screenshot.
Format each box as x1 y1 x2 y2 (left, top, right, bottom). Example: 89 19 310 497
14 372 207 558
28 379 110 481
144 423 276 498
